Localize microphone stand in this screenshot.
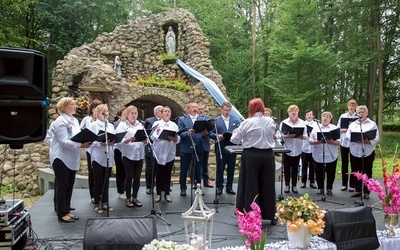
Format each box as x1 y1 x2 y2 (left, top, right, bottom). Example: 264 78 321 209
314 120 344 205
206 117 232 211
354 117 366 206
276 120 286 201
102 114 111 217
142 122 171 225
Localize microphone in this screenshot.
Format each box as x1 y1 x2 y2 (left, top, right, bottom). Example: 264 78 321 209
181 112 187 117
313 118 321 123
270 116 279 120
138 120 146 125
354 113 362 118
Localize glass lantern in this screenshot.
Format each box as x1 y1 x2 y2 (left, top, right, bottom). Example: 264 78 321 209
182 184 216 250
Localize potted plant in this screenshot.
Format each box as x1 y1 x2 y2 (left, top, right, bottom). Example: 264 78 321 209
275 193 326 248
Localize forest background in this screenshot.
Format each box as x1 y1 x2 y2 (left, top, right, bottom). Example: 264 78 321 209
1 0 399 169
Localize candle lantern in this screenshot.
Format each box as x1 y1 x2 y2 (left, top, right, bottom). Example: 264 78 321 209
182 184 216 250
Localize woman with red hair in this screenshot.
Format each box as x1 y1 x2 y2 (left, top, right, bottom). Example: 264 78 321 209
231 98 277 224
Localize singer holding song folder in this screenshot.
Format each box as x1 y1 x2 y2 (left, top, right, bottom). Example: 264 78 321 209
345 105 380 199
50 97 91 223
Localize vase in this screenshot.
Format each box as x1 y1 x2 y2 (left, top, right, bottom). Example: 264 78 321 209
287 224 311 249
384 213 399 236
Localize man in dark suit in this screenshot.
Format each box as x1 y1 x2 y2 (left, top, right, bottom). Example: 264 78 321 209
209 102 240 195
197 103 213 188
144 105 163 194
177 101 210 196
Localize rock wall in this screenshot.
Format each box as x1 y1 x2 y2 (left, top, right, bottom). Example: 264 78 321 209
1 8 233 197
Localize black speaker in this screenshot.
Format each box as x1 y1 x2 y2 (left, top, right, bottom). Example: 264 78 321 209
321 206 380 250
0 47 48 148
83 217 157 250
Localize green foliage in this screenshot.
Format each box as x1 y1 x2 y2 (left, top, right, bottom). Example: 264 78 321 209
159 53 179 62
382 123 400 132
0 181 17 196
133 74 191 92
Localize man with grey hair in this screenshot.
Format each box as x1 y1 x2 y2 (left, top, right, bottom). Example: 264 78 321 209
144 105 163 194
345 105 379 199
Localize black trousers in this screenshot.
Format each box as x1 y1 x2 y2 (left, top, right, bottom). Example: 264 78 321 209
315 160 337 190
122 157 143 200
155 159 174 195
350 151 375 194
283 154 301 187
92 161 112 205
340 146 356 188
301 152 315 183
53 158 76 218
86 152 94 199
114 149 125 194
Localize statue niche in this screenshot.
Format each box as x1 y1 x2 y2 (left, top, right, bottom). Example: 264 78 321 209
165 25 177 55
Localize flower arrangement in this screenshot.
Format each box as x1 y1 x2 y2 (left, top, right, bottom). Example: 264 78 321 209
275 193 326 235
354 145 399 214
75 95 90 110
235 202 266 250
143 239 194 250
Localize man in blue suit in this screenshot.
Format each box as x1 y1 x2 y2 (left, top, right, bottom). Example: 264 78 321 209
177 101 210 196
209 102 241 195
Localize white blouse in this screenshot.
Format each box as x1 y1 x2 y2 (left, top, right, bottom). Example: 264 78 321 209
49 113 82 170
279 118 307 157
230 113 276 149
310 123 339 163
345 118 379 158
115 120 146 161
150 120 180 165
89 119 115 167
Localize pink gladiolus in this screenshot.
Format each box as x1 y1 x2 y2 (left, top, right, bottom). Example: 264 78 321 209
236 202 265 250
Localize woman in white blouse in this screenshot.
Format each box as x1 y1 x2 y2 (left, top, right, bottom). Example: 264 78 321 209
115 105 146 207
50 97 91 222
89 104 115 214
150 106 180 203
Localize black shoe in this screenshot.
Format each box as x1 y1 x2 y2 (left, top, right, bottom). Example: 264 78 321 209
341 186 348 191
271 217 278 225
292 187 298 194
317 189 323 195
351 192 361 198
326 190 333 196
58 217 75 223
284 186 290 193
310 183 317 189
146 189 151 195
216 189 222 195
364 193 370 199
180 191 187 197
300 183 306 188
69 215 79 220
348 188 355 192
69 207 75 211
226 189 236 195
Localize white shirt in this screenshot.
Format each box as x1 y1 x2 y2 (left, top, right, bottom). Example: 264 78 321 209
302 120 315 154
310 123 339 163
223 116 230 130
338 112 359 147
49 113 82 170
230 113 276 149
345 118 379 158
151 120 181 165
280 118 307 157
89 119 115 167
80 115 95 152
115 120 145 161
45 121 56 145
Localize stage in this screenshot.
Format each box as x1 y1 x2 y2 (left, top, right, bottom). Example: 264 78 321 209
26 181 387 249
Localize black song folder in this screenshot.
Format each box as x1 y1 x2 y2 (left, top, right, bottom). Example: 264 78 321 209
132 129 150 142
223 132 232 140
340 117 358 129
281 123 305 138
350 129 377 142
316 128 340 142
158 129 177 140
97 131 127 143
192 119 214 133
70 128 98 143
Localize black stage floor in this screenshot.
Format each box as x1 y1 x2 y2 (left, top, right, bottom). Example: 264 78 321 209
27 181 386 249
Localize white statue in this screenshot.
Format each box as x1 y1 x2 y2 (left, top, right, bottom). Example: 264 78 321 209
114 56 122 75
165 26 176 55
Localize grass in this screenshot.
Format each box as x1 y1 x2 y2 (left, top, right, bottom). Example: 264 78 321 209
335 131 399 179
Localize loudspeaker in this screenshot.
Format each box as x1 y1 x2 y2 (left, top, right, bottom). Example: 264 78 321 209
321 206 380 250
0 47 48 148
83 217 157 250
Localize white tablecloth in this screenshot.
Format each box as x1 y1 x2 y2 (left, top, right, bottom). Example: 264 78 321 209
264 236 336 250
377 228 400 250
